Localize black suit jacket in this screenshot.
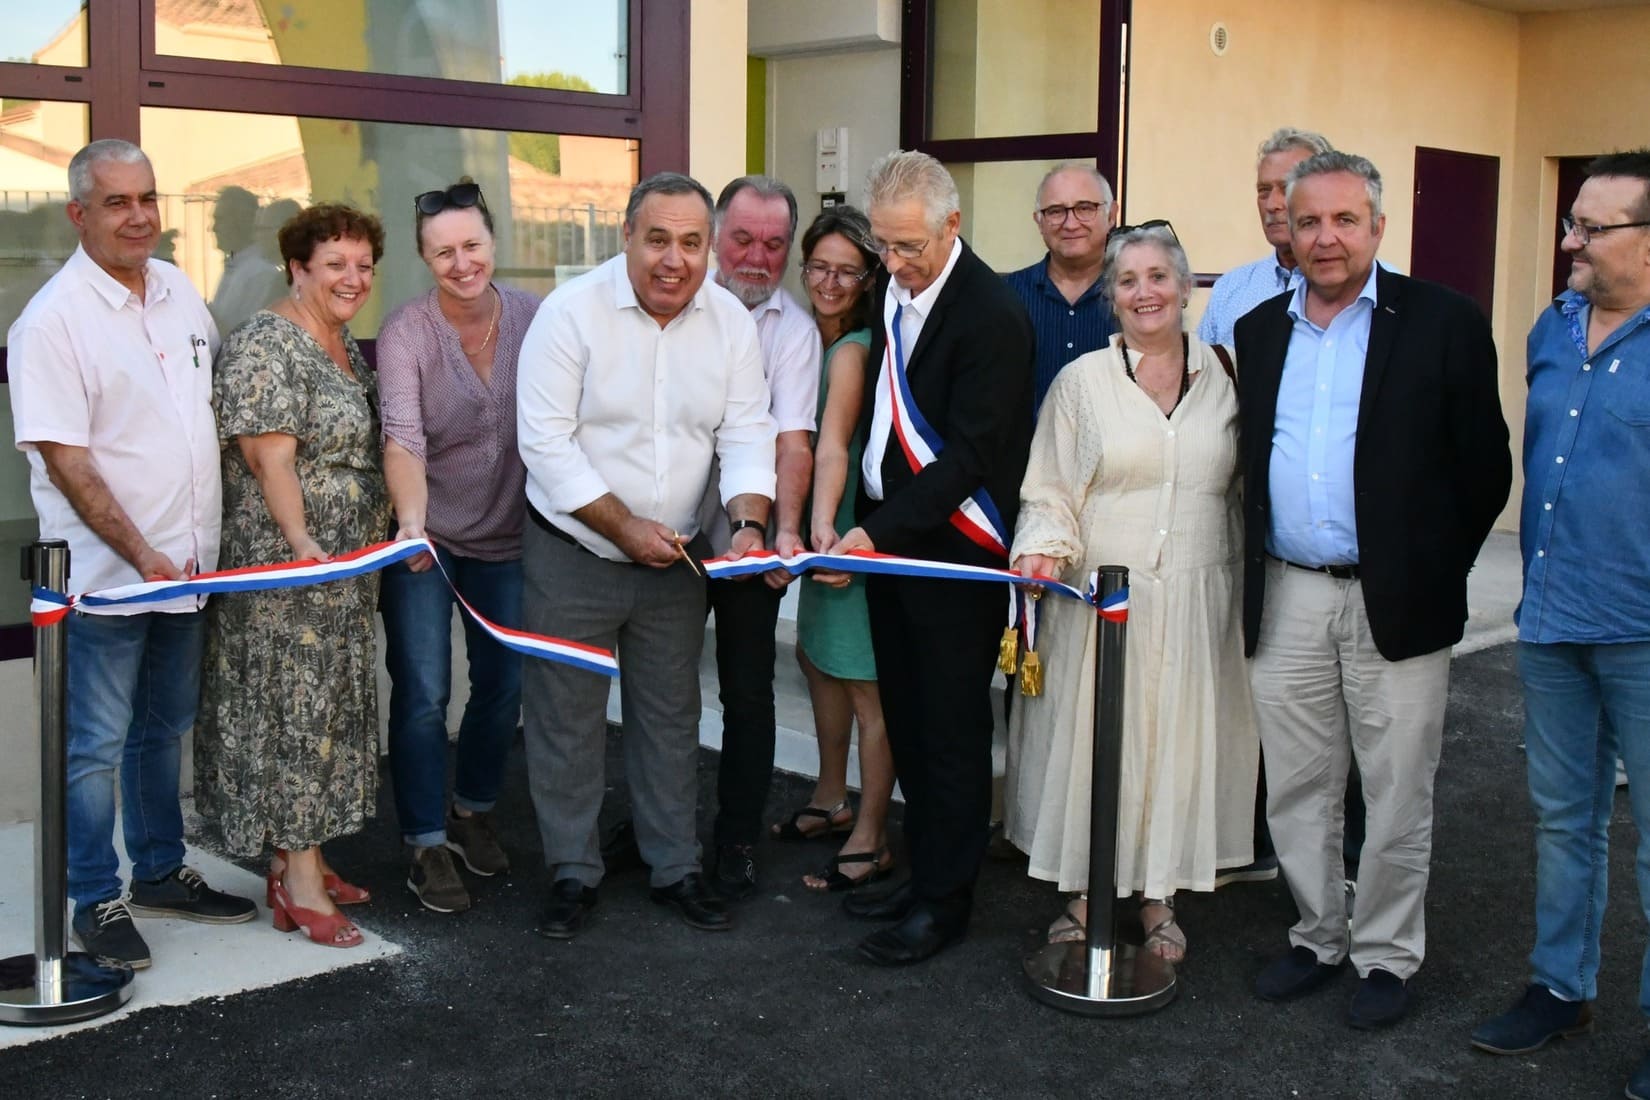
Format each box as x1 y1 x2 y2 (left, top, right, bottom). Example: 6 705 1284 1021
855 241 1035 567
1233 267 1512 662
858 240 1036 567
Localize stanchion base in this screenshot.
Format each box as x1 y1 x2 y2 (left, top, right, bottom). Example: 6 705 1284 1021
0 952 134 1026
1022 941 1177 1017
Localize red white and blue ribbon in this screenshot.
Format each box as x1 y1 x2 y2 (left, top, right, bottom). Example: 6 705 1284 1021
702 548 1128 619
884 304 1011 559
31 538 618 677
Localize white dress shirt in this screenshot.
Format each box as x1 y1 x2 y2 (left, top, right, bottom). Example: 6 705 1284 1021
9 246 222 613
862 236 964 499
517 255 778 562
696 285 822 553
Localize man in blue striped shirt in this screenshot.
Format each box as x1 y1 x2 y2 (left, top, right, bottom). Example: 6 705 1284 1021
1003 163 1118 417
1199 128 1334 347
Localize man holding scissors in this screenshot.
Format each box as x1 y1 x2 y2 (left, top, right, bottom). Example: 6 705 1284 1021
515 171 777 940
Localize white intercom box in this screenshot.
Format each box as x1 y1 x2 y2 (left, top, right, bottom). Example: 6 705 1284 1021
816 127 849 194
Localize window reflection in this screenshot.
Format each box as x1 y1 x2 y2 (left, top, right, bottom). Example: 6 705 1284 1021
930 0 1099 141
154 0 630 95
1 3 87 67
142 107 638 337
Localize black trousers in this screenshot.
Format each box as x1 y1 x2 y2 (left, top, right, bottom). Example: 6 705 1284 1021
866 572 1001 905
707 576 784 849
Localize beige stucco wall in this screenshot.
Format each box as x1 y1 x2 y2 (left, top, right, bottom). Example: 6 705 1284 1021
690 0 750 192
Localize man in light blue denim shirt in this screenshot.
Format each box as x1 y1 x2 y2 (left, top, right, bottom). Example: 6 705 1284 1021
1471 150 1650 1100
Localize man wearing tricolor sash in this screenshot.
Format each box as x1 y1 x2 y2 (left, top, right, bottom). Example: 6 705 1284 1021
826 151 1035 966
516 172 777 940
8 140 256 970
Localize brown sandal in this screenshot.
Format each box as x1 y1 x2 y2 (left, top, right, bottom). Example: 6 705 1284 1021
1141 897 1186 963
1047 895 1088 944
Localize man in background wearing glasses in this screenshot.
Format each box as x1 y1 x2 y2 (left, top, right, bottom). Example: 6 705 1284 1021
1472 150 1650 1100
1003 163 1118 418
698 174 821 899
825 150 1033 966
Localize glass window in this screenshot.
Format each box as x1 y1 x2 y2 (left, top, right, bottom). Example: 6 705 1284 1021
155 0 631 95
946 157 1096 274
930 0 1100 141
140 107 637 337
0 99 88 628
1 3 87 67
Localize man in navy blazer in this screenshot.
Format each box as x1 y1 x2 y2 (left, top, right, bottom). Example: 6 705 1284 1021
825 150 1034 966
1233 151 1510 1027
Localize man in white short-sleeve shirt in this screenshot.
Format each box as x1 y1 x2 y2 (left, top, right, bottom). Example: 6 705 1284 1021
516 171 776 940
698 175 821 900
8 139 255 971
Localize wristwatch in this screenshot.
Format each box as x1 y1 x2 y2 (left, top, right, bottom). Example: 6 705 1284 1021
729 518 765 536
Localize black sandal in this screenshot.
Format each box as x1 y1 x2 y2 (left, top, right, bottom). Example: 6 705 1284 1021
769 799 853 843
808 848 892 892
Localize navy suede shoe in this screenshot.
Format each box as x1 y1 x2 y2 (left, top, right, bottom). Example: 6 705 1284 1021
1470 984 1592 1055
1626 1051 1650 1100
1348 968 1409 1030
1255 945 1345 1002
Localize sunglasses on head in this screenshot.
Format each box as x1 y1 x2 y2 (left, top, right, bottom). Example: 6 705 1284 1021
415 182 488 217
1108 218 1179 245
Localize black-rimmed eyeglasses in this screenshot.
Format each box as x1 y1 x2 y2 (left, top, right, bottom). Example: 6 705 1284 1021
1561 214 1650 246
1036 201 1104 226
415 182 489 218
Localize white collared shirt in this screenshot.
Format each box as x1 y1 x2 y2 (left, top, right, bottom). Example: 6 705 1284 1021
9 246 222 613
516 255 778 562
862 235 964 499
696 285 822 553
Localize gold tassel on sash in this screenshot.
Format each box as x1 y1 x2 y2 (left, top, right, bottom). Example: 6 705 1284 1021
998 625 1020 675
1019 649 1043 697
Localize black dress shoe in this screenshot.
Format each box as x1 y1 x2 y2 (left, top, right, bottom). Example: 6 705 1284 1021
843 879 915 922
1348 968 1409 1030
600 820 646 874
857 902 967 966
537 878 598 940
1255 945 1347 1002
650 873 731 931
711 843 757 901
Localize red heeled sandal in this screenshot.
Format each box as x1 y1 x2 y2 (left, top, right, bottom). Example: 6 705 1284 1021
270 879 364 948
268 851 371 908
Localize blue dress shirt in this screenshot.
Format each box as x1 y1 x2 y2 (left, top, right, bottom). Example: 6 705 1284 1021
1198 253 1295 347
1518 291 1650 644
1003 253 1116 417
1267 264 1380 566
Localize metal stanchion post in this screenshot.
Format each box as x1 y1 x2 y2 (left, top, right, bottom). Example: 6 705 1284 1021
1022 564 1177 1016
1 539 133 1026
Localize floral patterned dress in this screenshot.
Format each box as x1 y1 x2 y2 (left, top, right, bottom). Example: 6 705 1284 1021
196 310 390 857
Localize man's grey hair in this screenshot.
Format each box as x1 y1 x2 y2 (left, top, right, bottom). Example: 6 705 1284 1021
68 139 151 204
1034 162 1114 210
1257 127 1333 164
863 150 959 233
1285 150 1384 220
1101 225 1194 303
624 171 714 229
714 175 799 239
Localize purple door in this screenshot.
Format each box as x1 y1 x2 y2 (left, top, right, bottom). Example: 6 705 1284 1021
1411 147 1500 319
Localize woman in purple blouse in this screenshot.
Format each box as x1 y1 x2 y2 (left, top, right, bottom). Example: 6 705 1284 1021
377 180 539 914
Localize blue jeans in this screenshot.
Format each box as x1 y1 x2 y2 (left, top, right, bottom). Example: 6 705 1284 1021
381 549 524 847
66 609 205 908
1520 640 1650 1014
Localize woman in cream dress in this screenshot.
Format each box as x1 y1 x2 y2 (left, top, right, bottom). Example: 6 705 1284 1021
1006 224 1258 962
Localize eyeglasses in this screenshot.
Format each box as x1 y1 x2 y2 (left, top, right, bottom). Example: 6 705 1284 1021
1108 218 1180 246
415 182 489 218
869 238 928 261
801 261 869 286
1561 214 1650 246
1035 201 1104 226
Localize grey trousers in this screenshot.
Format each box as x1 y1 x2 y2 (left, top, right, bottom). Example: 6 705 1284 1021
521 521 707 888
1249 559 1450 980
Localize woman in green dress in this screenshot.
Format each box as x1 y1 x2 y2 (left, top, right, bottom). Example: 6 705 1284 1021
776 207 895 891
196 203 390 949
